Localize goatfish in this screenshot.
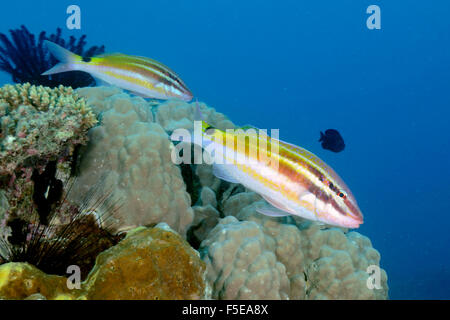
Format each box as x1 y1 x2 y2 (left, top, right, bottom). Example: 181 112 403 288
172 117 363 228
42 40 193 101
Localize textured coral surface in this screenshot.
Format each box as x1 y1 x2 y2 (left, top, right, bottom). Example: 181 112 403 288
200 192 389 300
0 224 209 300
0 262 73 300
69 87 194 235
0 83 96 175
84 223 208 300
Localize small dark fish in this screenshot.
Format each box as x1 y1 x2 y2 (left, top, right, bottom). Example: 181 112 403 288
319 129 345 153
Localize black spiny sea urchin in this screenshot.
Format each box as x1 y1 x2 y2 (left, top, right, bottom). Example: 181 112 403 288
0 171 124 280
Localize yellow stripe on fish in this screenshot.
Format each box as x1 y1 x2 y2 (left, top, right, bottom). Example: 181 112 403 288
42 41 193 101
195 121 363 228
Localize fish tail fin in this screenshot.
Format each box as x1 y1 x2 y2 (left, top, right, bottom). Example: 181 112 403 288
319 131 325 142
41 40 82 75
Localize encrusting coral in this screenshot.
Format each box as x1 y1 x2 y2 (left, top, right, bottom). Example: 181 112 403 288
0 262 72 300
0 223 210 300
83 223 209 300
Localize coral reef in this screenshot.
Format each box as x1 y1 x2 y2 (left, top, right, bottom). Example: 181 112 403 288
0 85 388 300
199 191 389 300
201 216 290 299
0 25 104 88
0 224 209 300
0 83 97 254
0 83 96 176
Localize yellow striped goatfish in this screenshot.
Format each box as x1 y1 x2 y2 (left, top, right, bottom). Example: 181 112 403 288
42 40 193 101
172 118 363 228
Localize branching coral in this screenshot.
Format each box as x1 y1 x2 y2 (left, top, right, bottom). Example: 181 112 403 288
0 25 104 88
0 83 96 176
0 83 98 266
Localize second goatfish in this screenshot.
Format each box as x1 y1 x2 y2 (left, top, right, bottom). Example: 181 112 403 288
42 40 193 101
172 115 364 228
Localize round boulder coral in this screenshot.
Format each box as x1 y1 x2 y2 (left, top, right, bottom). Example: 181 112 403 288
69 87 194 235
199 191 389 300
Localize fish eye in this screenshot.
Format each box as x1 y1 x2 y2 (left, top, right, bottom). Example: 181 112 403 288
339 192 346 198
82 56 91 62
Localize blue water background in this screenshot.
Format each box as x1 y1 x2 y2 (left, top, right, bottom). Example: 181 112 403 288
1 0 449 299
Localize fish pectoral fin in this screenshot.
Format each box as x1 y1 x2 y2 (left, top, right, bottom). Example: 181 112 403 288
93 76 113 87
256 201 291 217
257 194 296 216
212 164 241 184
128 90 150 98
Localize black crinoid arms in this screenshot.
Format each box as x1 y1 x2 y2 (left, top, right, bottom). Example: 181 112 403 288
0 166 124 280
0 25 105 88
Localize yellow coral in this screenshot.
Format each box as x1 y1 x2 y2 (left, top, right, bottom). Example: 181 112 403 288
0 262 75 300
0 224 209 300
81 224 208 300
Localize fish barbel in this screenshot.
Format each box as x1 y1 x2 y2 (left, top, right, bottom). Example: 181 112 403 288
174 120 363 228
42 40 193 101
